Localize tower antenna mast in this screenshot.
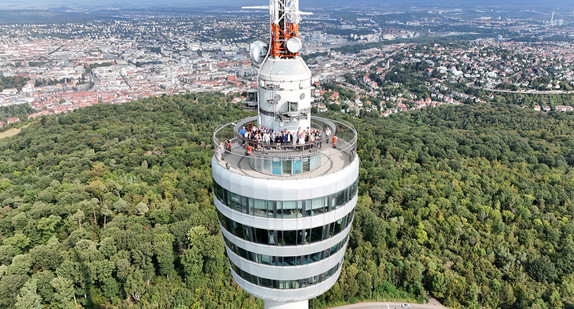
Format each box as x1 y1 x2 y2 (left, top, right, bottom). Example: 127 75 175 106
244 0 312 58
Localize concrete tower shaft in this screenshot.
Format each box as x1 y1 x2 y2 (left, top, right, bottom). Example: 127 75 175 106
213 2 358 309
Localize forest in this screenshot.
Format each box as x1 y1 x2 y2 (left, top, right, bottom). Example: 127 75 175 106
0 94 573 308
0 76 29 92
0 104 35 123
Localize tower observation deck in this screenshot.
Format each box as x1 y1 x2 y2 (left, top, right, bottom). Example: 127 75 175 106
212 1 359 309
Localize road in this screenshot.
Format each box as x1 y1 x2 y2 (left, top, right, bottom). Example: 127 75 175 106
466 83 574 95
329 298 447 309
480 88 574 95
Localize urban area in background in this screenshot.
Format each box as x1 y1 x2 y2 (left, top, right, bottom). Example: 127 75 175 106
0 6 573 127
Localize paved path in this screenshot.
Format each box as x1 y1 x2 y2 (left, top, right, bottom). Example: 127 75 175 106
466 83 574 95
329 298 447 309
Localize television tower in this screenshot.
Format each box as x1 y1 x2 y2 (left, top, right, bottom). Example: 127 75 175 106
212 1 359 308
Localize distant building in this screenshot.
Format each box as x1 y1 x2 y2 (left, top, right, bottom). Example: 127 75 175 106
556 105 574 112
382 109 393 117
6 118 20 124
2 88 18 95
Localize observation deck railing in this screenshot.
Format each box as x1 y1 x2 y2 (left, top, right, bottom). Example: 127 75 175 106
213 116 357 178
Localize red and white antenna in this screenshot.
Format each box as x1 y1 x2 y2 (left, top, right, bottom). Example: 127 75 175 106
244 0 312 60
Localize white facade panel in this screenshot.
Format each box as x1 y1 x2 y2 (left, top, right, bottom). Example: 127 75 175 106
212 156 359 201
265 300 308 309
257 57 313 132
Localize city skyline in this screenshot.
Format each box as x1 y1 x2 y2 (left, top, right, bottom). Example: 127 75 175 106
2 0 574 9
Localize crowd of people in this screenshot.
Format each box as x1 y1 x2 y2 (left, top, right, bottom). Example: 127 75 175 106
237 123 331 152
215 123 334 162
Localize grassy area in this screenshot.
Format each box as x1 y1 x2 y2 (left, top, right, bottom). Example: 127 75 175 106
0 128 21 139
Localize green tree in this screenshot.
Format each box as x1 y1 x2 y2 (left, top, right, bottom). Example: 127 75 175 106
50 276 75 309
182 226 208 286
527 255 557 283
15 279 43 309
414 222 428 245
136 202 149 216
113 198 128 214
71 210 85 230
6 234 30 254
6 254 32 276
0 275 28 307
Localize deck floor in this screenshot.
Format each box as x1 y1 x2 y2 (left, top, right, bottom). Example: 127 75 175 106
217 139 354 179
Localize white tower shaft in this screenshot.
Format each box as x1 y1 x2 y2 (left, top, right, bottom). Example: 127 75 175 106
265 300 309 309
212 2 358 309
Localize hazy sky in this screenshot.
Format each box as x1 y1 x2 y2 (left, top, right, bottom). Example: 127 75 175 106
3 0 574 9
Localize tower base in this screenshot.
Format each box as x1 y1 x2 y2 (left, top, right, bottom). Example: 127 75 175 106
264 300 308 309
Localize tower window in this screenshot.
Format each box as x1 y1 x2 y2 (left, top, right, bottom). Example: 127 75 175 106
288 101 298 112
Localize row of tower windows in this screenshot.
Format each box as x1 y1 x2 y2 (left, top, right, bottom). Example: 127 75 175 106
230 259 342 290
213 180 358 218
217 209 354 246
224 234 348 267
248 155 323 176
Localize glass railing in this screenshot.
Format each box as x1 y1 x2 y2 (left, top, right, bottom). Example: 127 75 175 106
213 116 357 177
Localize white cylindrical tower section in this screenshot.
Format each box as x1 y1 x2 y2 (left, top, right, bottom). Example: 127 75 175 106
217 2 355 309
213 156 358 304
258 57 313 132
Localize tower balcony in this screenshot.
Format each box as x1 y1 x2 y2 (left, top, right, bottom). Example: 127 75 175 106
213 116 357 179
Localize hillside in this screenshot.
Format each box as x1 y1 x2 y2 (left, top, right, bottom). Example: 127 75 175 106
0 95 572 308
